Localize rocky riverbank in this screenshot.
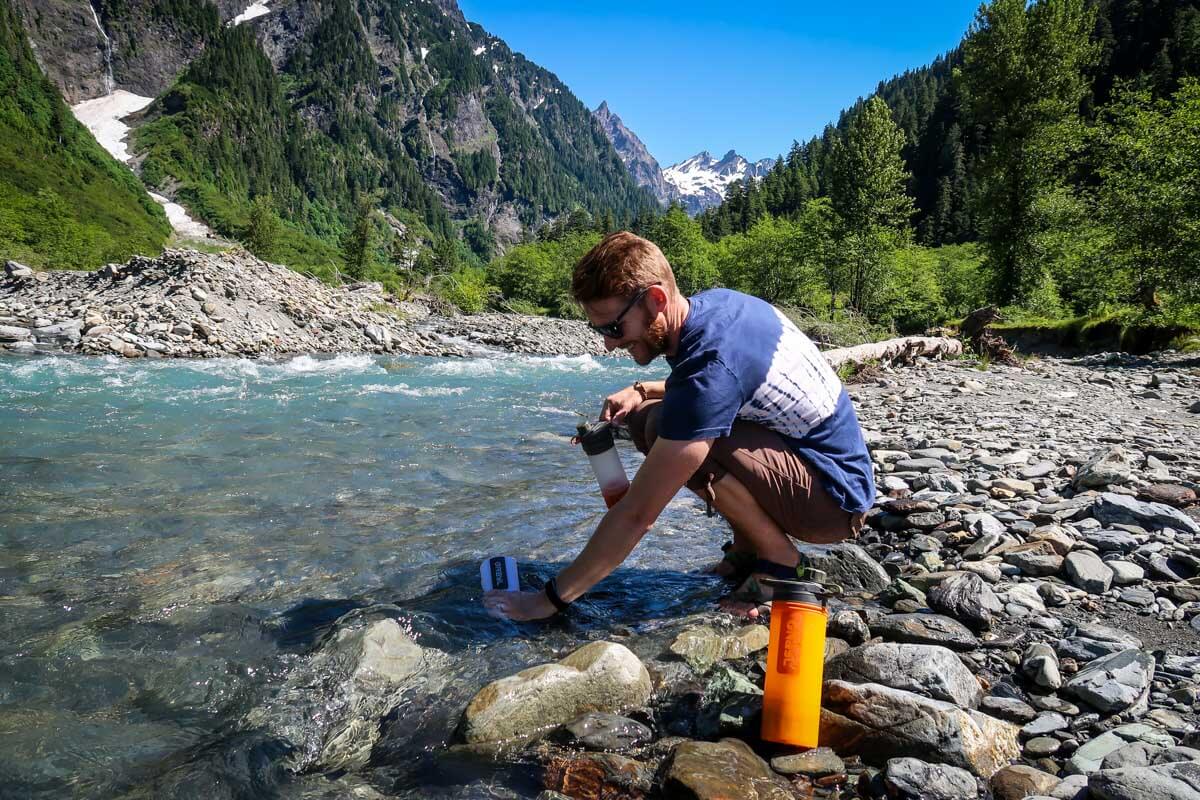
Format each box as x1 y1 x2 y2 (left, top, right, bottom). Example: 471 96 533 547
0 250 607 359
181 350 1199 800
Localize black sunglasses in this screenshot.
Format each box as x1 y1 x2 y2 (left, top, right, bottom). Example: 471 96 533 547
588 286 653 339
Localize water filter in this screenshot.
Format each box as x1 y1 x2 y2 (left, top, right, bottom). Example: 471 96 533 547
760 578 829 749
480 556 519 592
575 421 630 508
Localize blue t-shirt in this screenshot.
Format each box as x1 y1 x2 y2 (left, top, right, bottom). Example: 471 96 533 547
659 288 875 514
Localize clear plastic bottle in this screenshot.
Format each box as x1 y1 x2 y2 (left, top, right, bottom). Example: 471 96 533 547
576 421 630 508
760 578 828 749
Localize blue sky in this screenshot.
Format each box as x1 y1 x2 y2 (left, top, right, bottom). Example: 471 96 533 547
457 1 982 166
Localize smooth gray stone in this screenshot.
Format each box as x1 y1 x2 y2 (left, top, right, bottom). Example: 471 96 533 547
885 757 979 799
1065 649 1155 715
1093 493 1200 536
562 712 651 752
1109 560 1146 585
1067 724 1177 775
1065 550 1115 593
1022 642 1063 690
795 541 890 593
1023 712 1070 737
983 695 1038 723
826 642 983 708
1086 530 1140 553
869 613 979 651
1088 761 1200 800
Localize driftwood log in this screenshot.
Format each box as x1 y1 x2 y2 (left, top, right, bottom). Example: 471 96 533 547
823 336 963 370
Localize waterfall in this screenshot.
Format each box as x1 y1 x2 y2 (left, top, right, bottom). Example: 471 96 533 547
87 1 115 95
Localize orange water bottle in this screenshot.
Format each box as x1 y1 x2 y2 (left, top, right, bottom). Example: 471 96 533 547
761 578 829 748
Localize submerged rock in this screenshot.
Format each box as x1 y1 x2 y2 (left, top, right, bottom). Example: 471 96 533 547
667 624 769 673
661 738 793 800
245 615 444 772
461 641 651 744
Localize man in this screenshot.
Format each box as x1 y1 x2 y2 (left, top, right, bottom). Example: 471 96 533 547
484 232 875 621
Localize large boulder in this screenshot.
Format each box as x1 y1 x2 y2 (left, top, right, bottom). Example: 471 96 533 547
661 738 794 800
244 615 443 772
825 642 982 708
795 542 890 593
1065 649 1155 715
461 641 651 744
1088 761 1200 800
820 680 1020 778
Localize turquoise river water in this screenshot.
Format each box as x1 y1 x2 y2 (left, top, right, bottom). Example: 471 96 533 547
0 352 730 798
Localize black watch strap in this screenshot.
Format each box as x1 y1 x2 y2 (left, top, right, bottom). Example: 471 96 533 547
544 577 571 613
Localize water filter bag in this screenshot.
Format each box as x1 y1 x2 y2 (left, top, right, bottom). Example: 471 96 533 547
480 556 519 592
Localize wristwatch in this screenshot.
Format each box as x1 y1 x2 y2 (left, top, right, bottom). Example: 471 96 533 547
632 380 648 401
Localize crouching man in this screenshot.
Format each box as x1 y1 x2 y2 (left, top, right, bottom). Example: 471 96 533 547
484 232 874 620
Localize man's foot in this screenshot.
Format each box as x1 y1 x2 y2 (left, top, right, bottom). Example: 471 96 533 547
705 544 757 580
718 572 774 619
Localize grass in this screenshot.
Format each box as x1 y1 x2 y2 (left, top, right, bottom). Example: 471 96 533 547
990 309 1200 354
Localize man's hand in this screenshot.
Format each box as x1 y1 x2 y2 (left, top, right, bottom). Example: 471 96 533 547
599 385 643 423
483 589 557 621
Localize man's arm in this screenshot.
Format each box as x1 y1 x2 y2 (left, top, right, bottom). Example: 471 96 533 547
554 435 713 602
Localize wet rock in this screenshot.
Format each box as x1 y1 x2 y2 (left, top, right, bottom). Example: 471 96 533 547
928 572 1004 630
795 541 890 593
560 712 651 752
667 625 769 673
1093 493 1200 535
1088 761 1200 800
1064 649 1154 715
770 747 844 777
884 757 979 799
661 738 793 800
992 764 1061 800
825 642 982 708
869 613 979 650
461 641 652 744
541 751 654 799
820 680 1020 777
245 616 443 772
1065 550 1115 593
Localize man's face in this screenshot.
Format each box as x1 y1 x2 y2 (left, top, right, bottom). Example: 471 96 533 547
583 290 669 366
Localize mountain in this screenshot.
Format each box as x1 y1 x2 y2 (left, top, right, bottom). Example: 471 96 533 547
592 101 670 205
12 0 657 271
0 0 170 269
662 150 774 216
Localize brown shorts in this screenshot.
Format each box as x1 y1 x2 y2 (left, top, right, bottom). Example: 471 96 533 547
625 399 864 544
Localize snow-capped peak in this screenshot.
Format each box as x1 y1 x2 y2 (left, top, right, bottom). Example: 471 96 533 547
662 149 773 215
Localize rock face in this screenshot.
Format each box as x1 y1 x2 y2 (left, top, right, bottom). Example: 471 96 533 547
825 642 982 708
461 641 652 744
819 680 1020 778
0 249 607 359
244 616 443 772
592 101 671 205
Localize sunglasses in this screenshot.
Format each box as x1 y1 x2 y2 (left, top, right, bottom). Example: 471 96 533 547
588 286 653 339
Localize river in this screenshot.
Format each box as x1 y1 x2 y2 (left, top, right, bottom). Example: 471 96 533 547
0 352 728 798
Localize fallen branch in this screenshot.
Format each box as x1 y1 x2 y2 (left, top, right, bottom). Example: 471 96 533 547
823 335 963 371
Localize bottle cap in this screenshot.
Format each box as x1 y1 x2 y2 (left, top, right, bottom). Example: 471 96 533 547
576 421 616 456
761 578 828 606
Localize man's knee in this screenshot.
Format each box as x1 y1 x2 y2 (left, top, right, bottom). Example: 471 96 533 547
624 399 661 455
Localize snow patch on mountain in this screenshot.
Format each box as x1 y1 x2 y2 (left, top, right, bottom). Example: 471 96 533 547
231 1 271 25
662 150 774 215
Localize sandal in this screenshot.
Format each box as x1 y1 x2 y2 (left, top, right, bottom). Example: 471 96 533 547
714 541 759 583
727 557 809 603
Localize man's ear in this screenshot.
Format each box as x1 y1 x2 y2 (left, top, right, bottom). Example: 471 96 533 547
647 285 669 312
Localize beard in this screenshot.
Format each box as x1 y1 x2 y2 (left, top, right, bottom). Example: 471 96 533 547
630 314 669 365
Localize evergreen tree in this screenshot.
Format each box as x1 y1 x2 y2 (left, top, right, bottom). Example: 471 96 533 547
828 96 915 315
957 0 1099 305
244 194 281 259
343 196 378 281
